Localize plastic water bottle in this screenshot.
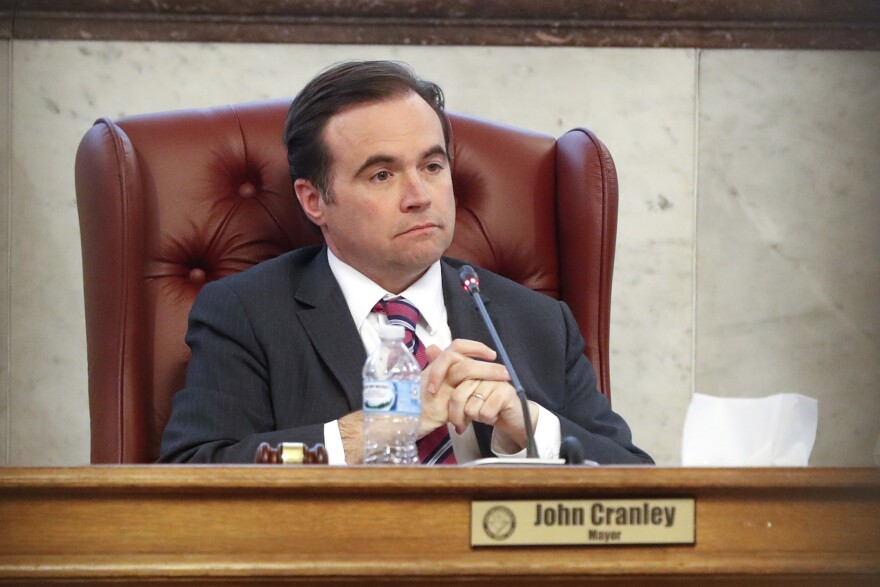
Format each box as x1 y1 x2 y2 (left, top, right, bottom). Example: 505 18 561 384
362 325 421 464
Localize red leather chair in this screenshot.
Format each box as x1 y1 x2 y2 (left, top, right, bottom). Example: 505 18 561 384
75 99 619 464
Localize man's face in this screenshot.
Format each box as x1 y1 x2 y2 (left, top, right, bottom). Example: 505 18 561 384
295 92 455 293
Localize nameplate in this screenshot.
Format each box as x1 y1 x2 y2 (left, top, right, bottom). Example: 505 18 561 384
471 498 695 547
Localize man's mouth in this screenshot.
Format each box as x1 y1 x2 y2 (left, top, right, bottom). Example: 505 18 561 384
399 223 440 236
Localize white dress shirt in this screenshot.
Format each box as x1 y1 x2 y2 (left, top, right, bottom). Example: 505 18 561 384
322 249 561 464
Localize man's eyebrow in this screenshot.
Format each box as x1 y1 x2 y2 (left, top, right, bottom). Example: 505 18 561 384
421 145 449 162
354 154 395 178
353 145 449 178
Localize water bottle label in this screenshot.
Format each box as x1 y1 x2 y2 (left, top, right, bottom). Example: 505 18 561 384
363 380 421 415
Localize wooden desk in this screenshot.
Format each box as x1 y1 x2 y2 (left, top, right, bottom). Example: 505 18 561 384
1 467 878 584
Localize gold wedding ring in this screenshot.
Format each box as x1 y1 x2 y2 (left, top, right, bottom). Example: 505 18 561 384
472 392 486 401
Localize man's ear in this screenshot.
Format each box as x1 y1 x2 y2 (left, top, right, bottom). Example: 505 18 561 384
294 179 326 227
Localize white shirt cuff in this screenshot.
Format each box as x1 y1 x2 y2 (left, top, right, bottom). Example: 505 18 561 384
323 420 348 465
490 402 561 459
449 422 481 463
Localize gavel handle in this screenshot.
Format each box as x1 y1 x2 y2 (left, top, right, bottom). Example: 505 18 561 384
254 442 329 464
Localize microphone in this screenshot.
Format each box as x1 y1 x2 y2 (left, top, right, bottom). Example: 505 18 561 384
459 265 538 459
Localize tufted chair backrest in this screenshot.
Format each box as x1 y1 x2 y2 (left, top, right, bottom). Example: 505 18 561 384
75 99 619 464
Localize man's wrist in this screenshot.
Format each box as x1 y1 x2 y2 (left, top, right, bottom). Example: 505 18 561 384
338 411 364 464
492 401 548 457
496 400 540 448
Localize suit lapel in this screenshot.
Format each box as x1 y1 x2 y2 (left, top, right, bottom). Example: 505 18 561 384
295 248 366 411
441 260 496 455
442 261 494 347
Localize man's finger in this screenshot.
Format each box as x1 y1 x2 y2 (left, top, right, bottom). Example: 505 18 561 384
424 339 498 394
426 344 442 362
446 359 510 388
448 379 480 432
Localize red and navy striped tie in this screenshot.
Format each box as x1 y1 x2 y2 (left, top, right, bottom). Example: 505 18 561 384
373 297 456 465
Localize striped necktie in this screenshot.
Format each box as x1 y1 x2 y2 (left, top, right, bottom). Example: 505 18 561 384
372 297 456 465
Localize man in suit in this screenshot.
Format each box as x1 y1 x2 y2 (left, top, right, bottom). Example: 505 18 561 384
159 61 652 465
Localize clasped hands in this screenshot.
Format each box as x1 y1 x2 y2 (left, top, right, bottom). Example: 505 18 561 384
420 339 538 451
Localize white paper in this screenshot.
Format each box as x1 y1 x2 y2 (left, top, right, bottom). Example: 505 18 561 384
681 393 818 466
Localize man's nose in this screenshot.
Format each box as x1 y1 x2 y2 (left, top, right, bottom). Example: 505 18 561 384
400 172 431 210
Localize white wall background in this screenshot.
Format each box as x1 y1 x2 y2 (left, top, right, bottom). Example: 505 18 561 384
1 41 878 466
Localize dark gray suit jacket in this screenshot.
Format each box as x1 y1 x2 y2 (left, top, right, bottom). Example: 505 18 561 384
159 246 652 464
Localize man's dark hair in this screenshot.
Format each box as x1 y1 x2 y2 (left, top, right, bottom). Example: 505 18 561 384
283 60 451 204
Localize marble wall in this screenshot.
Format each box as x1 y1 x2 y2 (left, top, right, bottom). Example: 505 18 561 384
1 41 877 466
1 40 9 464
697 51 880 466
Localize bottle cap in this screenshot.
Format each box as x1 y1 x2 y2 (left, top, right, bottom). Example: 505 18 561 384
378 324 405 340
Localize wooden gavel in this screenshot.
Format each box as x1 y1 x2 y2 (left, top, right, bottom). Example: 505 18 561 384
254 442 328 464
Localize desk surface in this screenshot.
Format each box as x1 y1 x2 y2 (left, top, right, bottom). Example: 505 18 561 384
1 466 879 585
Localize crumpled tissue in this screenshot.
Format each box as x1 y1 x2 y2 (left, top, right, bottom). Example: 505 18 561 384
681 393 818 466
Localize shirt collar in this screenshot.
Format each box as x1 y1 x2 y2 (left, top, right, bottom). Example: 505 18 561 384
326 248 445 335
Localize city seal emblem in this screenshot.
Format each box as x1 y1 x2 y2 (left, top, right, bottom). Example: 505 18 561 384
482 505 516 541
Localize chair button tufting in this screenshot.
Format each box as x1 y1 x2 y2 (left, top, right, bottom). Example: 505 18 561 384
188 268 207 284
239 182 257 198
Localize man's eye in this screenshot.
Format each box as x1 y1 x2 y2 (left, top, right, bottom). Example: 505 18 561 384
426 162 444 172
374 170 390 181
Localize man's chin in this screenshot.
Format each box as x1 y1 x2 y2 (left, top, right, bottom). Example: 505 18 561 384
395 247 445 272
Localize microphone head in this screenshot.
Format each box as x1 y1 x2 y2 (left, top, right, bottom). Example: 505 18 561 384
459 265 480 294
559 436 585 465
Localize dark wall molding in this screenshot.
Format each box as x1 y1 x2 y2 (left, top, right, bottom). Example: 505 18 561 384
2 0 879 50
